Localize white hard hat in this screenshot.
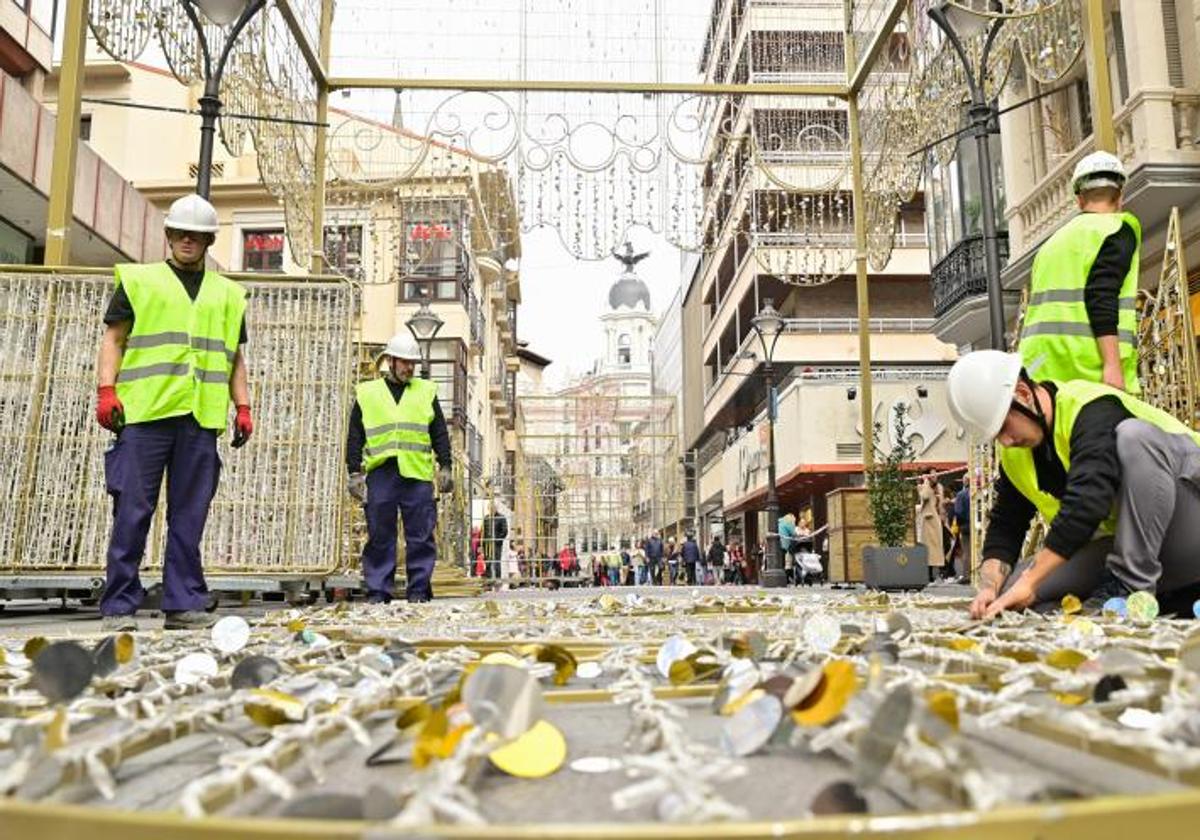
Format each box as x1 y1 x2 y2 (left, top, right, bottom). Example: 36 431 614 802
164 194 220 234
946 350 1024 442
379 332 422 362
1072 151 1126 195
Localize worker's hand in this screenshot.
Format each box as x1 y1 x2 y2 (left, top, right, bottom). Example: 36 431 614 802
437 466 454 494
96 385 125 432
983 575 1037 619
969 586 998 620
1102 363 1126 392
231 404 253 448
347 472 367 503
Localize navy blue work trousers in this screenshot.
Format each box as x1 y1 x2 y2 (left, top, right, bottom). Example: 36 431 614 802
362 464 437 602
101 415 220 616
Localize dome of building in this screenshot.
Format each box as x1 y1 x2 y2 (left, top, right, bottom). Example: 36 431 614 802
608 274 652 311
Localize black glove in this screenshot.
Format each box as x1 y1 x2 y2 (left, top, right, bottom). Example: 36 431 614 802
437 466 453 494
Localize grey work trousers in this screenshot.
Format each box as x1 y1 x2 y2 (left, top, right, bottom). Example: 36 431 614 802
1001 419 1200 607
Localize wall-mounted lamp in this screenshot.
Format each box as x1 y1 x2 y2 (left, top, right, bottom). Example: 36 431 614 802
916 385 929 398
846 386 857 401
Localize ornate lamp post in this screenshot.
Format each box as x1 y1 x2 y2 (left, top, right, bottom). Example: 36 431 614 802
179 0 268 198
751 298 786 588
406 297 445 379
927 0 1008 349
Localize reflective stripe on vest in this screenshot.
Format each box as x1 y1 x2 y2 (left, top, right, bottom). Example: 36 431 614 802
356 377 437 480
999 379 1200 535
114 262 246 430
1019 211 1142 392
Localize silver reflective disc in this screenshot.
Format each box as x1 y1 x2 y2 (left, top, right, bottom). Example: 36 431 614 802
569 756 623 774
803 614 841 653
211 616 251 654
231 655 282 689
32 641 94 703
811 780 868 815
174 652 219 686
854 684 914 788
720 693 784 757
656 636 697 679
576 661 603 680
783 668 825 709
462 663 544 738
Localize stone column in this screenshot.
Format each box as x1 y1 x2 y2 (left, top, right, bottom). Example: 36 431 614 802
1119 0 1179 156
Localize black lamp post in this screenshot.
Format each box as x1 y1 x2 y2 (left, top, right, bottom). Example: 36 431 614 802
751 297 786 589
928 0 1008 350
178 0 268 199
406 297 444 379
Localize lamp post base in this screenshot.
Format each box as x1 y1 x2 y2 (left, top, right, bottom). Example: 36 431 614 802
760 568 788 588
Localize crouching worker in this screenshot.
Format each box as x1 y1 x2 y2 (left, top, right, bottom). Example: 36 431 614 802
346 333 454 603
946 351 1200 619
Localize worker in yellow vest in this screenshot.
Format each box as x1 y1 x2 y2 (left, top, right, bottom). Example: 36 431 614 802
95 194 252 632
946 351 1200 619
1019 151 1142 392
346 333 454 603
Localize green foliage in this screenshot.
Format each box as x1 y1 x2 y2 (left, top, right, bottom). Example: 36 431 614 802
867 402 917 548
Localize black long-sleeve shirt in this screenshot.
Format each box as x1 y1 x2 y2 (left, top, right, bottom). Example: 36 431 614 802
982 384 1133 564
345 379 451 475
1083 221 1138 338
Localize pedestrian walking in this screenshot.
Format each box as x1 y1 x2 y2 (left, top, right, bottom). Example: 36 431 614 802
666 538 679 585
1020 151 1142 392
644 530 664 585
948 351 1200 618
483 502 508 581
96 194 252 631
704 534 725 586
346 332 453 603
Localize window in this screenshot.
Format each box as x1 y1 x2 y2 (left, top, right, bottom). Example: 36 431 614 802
403 214 461 277
242 229 285 272
426 339 468 425
400 278 459 302
617 334 631 366
79 114 92 141
323 224 363 279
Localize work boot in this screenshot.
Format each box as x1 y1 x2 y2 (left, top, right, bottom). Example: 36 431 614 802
1083 570 1131 614
163 610 219 630
101 614 138 632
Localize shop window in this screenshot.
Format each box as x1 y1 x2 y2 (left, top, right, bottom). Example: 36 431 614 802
242 229 284 272
323 224 363 279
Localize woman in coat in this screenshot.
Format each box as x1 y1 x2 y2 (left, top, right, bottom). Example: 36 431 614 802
917 469 946 581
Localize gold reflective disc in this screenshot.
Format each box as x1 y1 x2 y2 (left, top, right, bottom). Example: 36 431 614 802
926 690 960 732
23 636 48 661
286 618 307 633
792 661 857 727
1052 692 1089 706
394 699 433 731
1044 649 1089 671
413 708 472 768
44 706 70 750
244 688 306 727
488 720 567 778
783 669 825 710
1061 594 1083 615
114 633 135 665
516 643 578 686
947 638 979 652
481 652 524 667
656 636 697 679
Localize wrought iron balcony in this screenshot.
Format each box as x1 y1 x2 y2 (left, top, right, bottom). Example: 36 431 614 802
930 232 1010 320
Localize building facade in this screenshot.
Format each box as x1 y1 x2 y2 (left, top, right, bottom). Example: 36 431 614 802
929 0 1200 350
682 0 967 567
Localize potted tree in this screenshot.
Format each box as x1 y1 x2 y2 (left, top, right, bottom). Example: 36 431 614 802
863 402 929 589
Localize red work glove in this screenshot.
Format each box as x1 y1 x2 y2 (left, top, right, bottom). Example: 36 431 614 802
231 404 253 448
96 385 124 432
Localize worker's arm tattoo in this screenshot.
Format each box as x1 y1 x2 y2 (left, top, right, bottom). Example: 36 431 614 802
978 559 1012 593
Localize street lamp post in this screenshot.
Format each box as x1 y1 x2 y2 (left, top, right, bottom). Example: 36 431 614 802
406 297 445 379
928 0 1008 350
751 298 786 589
178 0 268 199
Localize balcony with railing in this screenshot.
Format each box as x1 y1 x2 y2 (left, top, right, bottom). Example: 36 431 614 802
930 232 1011 320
